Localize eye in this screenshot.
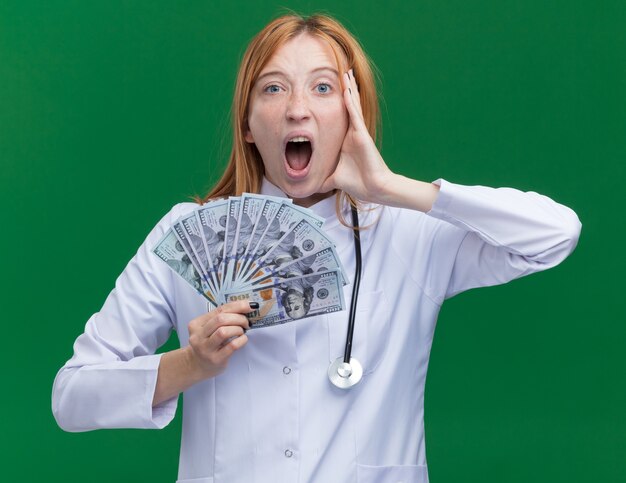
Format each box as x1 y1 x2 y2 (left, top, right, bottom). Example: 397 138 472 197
264 84 281 94
316 83 331 94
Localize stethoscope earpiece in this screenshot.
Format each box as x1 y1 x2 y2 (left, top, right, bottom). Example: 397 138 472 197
328 356 363 389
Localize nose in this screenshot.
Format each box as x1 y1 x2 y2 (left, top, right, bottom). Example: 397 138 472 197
286 89 311 122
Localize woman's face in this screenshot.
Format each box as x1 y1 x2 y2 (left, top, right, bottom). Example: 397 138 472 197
245 33 349 207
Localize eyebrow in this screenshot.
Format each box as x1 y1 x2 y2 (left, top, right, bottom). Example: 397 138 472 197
256 66 339 83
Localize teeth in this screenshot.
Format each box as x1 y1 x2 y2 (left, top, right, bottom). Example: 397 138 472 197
288 136 310 143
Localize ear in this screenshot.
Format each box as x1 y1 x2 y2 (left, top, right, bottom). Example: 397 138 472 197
244 120 254 143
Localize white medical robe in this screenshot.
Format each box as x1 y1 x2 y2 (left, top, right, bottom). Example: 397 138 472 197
52 178 581 483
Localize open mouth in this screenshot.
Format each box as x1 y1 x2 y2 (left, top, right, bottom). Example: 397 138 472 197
285 137 313 178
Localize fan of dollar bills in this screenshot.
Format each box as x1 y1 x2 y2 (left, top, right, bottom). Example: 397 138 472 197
152 193 348 329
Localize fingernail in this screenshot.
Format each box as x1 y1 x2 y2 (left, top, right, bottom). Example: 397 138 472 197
249 302 259 309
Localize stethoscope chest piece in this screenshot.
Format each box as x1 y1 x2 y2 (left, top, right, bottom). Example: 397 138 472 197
328 356 363 389
327 206 364 390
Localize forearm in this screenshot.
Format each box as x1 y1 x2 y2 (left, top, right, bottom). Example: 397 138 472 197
152 346 212 407
375 173 441 212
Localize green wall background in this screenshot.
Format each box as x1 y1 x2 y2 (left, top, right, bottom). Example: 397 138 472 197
1 0 624 481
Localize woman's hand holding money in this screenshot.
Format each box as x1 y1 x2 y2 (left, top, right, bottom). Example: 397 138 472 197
186 300 253 376
152 300 253 406
320 69 440 213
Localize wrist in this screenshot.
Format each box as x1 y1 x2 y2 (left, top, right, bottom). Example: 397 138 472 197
374 171 403 205
183 345 215 382
360 169 398 206
376 173 440 212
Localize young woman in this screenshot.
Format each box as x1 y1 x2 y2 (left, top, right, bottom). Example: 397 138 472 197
52 13 581 483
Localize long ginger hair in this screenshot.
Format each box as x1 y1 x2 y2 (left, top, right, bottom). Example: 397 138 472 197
199 13 381 224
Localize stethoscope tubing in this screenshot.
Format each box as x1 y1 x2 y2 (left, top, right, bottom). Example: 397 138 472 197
344 205 362 364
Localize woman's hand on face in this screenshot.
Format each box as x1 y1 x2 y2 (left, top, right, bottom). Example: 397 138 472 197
186 300 253 379
320 69 395 204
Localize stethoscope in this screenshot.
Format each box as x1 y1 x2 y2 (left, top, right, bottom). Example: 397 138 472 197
327 206 363 389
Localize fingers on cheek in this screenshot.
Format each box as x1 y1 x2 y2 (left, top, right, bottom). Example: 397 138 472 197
349 70 362 105
349 69 358 90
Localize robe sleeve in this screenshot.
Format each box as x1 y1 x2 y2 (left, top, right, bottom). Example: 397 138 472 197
51 203 194 432
423 178 582 301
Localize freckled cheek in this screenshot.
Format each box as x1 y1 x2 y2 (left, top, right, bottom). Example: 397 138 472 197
261 103 284 122
249 105 284 148
268 108 286 136
324 105 349 147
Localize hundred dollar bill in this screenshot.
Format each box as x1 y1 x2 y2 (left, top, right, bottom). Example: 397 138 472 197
173 221 218 303
180 212 219 295
237 197 285 281
239 202 324 281
243 218 333 283
224 270 345 329
226 193 268 287
196 199 229 295
221 197 241 292
152 227 217 306
240 245 349 289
